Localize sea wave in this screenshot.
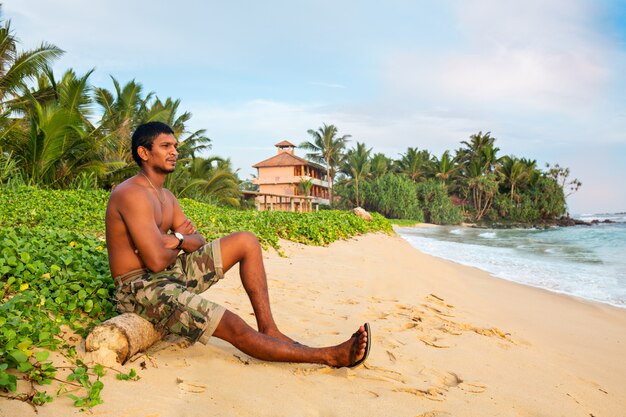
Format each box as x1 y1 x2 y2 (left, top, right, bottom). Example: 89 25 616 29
575 212 626 223
395 222 626 309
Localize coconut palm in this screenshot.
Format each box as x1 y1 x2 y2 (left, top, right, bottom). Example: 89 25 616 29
300 123 350 207
466 165 499 221
0 11 63 104
0 11 63 161
396 147 430 182
94 77 152 164
171 157 242 206
431 150 456 185
15 95 86 185
5 67 106 187
498 156 530 201
0 150 18 184
457 132 501 174
297 179 313 196
341 142 372 207
370 152 392 180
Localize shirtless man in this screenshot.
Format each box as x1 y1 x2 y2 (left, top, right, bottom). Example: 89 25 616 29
105 121 370 367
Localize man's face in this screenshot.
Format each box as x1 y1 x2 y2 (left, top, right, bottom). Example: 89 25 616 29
143 133 179 173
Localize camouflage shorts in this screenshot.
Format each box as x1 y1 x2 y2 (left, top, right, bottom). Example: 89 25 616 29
114 239 226 344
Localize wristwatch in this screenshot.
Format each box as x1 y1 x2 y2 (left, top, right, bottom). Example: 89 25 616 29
173 232 184 249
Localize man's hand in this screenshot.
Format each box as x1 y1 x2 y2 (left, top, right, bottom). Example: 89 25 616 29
162 233 182 250
174 218 196 235
166 218 205 253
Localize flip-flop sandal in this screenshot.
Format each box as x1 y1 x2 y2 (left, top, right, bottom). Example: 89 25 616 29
348 322 371 368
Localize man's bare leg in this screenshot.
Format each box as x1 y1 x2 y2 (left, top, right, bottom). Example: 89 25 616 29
212 310 368 367
219 232 294 343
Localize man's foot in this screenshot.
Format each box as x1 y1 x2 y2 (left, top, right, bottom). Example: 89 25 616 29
327 323 370 368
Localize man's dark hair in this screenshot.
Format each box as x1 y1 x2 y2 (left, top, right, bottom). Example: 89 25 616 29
131 122 175 166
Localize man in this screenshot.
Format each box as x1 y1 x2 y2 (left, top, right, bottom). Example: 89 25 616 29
105 122 370 367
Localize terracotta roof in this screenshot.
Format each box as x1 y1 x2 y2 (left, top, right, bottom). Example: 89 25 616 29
275 140 296 147
253 152 323 170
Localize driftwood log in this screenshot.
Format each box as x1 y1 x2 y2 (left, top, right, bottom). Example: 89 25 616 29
85 313 164 364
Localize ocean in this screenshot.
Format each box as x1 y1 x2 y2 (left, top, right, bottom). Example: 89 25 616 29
395 213 626 309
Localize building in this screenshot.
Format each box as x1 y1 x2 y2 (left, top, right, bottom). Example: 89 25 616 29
251 141 329 212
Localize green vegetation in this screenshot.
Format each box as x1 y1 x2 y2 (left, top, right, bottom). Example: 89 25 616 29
359 174 424 221
0 9 241 205
0 186 391 407
331 131 576 226
299 124 351 208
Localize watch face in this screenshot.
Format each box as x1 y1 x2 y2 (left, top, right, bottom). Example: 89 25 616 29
174 232 184 248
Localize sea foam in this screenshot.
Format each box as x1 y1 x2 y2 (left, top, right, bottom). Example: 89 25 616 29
396 218 626 309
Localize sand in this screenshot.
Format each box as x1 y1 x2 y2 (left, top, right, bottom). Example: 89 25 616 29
2 232 625 417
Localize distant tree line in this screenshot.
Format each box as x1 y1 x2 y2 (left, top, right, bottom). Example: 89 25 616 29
0 10 242 206
300 125 581 225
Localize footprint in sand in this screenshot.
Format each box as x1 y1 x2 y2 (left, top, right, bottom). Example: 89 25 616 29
415 412 451 417
395 386 446 402
394 368 487 402
177 377 207 394
419 336 453 349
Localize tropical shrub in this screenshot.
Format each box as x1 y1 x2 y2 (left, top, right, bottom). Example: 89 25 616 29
361 173 424 221
490 193 539 223
489 176 566 224
415 179 462 225
527 176 566 219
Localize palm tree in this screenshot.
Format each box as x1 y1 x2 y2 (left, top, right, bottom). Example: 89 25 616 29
176 129 212 160
171 157 242 206
297 179 313 196
370 152 392 180
94 77 152 164
42 68 105 186
15 94 85 185
300 123 350 207
459 131 496 161
457 132 501 174
498 156 530 201
396 147 430 182
431 150 456 185
341 142 372 207
0 10 64 164
0 150 18 184
0 11 63 104
5 68 105 187
465 163 499 221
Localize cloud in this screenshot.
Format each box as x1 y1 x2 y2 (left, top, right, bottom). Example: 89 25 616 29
186 98 492 180
382 0 618 112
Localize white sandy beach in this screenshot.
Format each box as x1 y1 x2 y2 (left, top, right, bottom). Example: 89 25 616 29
2 232 625 417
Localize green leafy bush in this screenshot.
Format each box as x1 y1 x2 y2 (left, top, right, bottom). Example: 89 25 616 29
415 179 463 225
489 176 565 224
361 174 424 221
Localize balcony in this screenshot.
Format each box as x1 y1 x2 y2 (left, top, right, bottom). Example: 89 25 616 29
253 175 329 188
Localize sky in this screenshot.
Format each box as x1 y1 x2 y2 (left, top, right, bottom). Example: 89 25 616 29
4 0 626 214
